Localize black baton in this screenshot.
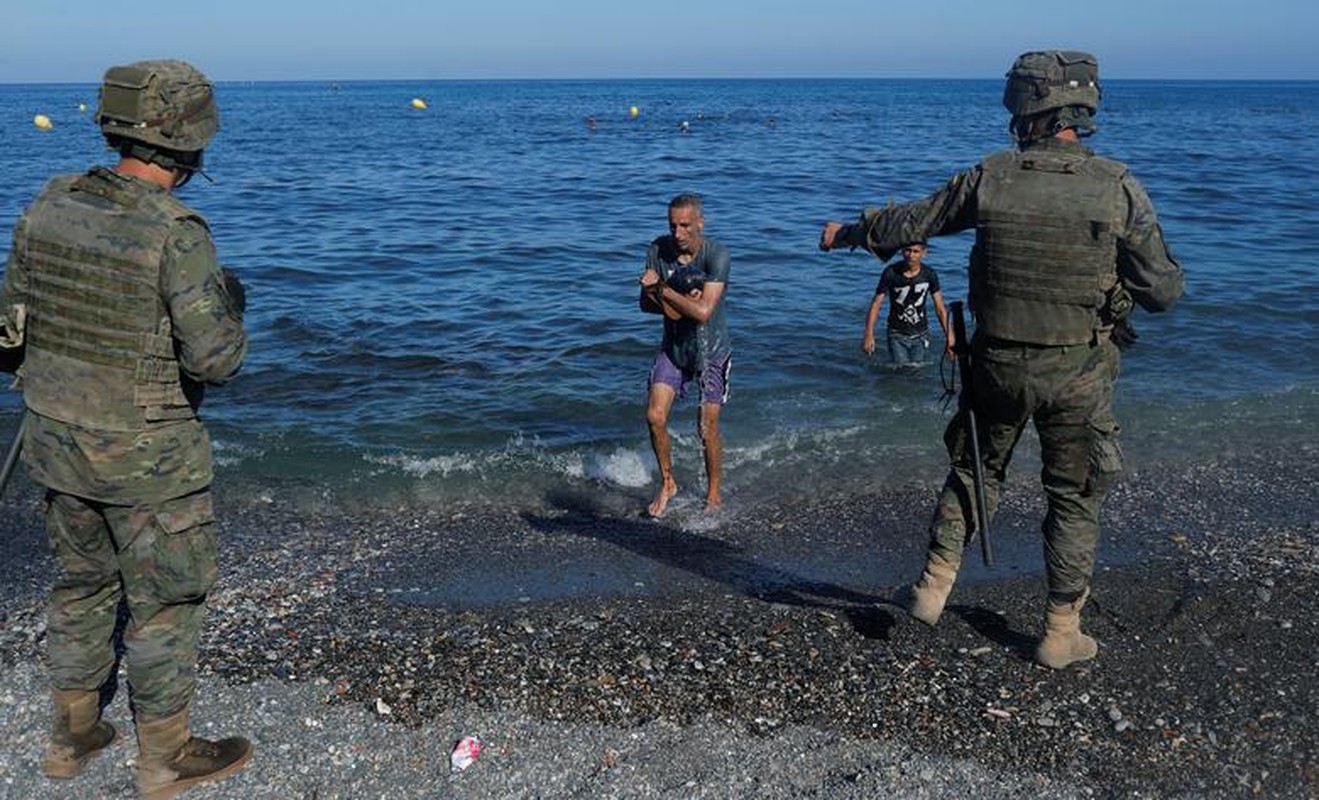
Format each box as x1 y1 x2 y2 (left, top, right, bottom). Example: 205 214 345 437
0 415 25 500
949 302 993 567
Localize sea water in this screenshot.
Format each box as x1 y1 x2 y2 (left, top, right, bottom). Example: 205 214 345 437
2 78 1317 511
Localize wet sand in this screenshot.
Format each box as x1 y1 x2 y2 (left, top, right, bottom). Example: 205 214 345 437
1 444 1316 798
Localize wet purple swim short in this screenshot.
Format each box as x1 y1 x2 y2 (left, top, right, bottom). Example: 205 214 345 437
648 351 731 406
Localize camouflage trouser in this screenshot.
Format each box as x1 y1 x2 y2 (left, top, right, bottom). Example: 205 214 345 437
929 337 1122 602
44 488 218 718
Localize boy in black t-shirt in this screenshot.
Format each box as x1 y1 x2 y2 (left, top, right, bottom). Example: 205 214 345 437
862 241 953 368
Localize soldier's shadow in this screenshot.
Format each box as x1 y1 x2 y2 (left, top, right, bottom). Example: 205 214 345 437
523 488 899 641
953 604 1036 660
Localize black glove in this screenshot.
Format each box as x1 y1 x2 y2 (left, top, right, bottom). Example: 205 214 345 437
220 267 246 315
1110 318 1139 350
0 343 21 374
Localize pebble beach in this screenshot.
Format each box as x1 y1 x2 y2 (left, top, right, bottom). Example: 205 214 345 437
1 444 1316 799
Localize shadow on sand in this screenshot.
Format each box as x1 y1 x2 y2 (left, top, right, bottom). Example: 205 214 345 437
954 604 1036 660
523 488 902 641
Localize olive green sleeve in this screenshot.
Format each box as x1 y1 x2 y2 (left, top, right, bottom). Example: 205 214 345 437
1 218 25 334
1116 174 1185 313
160 218 247 384
836 168 981 261
1 216 29 369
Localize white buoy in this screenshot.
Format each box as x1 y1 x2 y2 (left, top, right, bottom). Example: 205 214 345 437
628 105 639 119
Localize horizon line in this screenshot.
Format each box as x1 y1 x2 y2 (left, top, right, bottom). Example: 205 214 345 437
4 74 1318 87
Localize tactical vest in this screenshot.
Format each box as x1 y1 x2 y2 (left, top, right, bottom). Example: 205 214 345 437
970 147 1126 345
16 169 202 431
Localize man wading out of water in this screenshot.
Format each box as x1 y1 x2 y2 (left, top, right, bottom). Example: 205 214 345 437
638 194 731 517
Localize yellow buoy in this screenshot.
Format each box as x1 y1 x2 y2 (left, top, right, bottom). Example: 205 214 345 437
628 105 640 119
410 97 427 110
33 114 53 130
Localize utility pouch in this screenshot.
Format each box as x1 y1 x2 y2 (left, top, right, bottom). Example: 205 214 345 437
150 491 218 603
1084 425 1123 496
98 66 153 126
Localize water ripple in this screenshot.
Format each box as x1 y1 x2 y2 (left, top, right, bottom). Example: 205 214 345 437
3 78 1317 503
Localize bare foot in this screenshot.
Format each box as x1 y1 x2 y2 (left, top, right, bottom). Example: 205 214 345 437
648 480 678 517
703 495 722 514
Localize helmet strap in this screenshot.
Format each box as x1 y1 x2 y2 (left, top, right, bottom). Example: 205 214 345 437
1011 107 1097 146
111 137 206 185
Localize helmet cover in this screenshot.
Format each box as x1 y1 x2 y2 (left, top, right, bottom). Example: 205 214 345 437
1003 50 1100 118
96 59 218 154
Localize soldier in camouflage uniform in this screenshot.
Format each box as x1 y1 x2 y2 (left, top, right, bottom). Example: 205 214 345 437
0 60 252 797
820 51 1184 669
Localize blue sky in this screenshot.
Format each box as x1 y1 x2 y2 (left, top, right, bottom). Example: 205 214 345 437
3 0 1316 83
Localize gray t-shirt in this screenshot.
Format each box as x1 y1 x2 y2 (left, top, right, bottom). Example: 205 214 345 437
645 236 730 371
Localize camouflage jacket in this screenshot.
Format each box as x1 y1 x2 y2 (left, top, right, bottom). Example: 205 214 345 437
0 167 246 503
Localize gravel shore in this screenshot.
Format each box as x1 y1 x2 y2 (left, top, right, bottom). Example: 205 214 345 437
1 444 1316 799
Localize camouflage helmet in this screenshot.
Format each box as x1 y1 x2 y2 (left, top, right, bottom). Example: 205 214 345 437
95 59 218 154
1002 50 1100 118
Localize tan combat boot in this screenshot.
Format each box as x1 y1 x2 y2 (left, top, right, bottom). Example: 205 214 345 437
43 689 117 778
908 552 961 626
135 708 253 800
1035 590 1099 669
